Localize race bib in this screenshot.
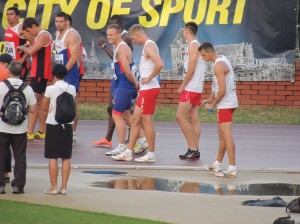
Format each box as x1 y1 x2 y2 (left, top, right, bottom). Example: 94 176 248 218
111 62 117 80
54 54 64 64
5 42 16 59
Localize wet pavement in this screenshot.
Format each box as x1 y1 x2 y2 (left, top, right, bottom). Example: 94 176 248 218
3 121 300 224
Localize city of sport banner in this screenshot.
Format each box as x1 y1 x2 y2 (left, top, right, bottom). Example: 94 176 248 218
0 0 297 81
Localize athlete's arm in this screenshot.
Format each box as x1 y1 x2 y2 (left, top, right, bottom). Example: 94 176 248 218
98 37 113 60
141 43 164 84
177 42 199 93
20 32 51 56
65 31 81 71
210 62 228 108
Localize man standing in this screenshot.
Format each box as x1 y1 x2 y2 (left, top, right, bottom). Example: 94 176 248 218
199 42 238 177
92 15 135 148
0 53 13 183
4 7 29 82
61 12 85 145
112 24 163 162
176 22 205 160
19 17 52 140
0 61 37 194
105 24 137 156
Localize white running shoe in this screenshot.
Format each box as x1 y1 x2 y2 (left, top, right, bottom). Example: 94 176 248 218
134 154 156 163
203 163 221 171
111 152 133 161
215 168 237 178
133 140 148 154
105 146 125 156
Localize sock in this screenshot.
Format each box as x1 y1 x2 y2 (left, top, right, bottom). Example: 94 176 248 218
73 131 76 136
147 151 155 158
228 165 236 171
125 149 133 157
138 137 146 143
213 161 221 167
190 148 197 151
118 143 126 150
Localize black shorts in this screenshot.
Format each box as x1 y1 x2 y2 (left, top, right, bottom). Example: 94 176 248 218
30 77 48 94
44 124 73 159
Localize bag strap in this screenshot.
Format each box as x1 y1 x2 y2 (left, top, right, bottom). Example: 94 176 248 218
3 79 14 91
3 79 27 92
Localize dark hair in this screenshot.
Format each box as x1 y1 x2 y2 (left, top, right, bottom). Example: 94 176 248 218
56 11 68 21
7 7 20 16
198 42 215 52
66 14 72 26
22 17 39 30
52 64 68 80
109 15 124 29
184 22 198 35
8 61 23 77
107 24 121 33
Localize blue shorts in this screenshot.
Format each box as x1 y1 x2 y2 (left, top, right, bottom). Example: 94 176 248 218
113 87 137 115
110 79 118 95
64 73 80 92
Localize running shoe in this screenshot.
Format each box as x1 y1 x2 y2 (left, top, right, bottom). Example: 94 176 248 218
92 138 112 148
215 168 237 178
203 163 221 171
27 133 35 140
105 146 125 156
34 131 45 139
73 134 76 146
111 152 133 161
179 149 200 160
133 140 148 154
134 154 156 163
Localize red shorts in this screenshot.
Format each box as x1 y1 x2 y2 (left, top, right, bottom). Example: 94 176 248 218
136 88 160 115
217 108 236 124
179 90 201 106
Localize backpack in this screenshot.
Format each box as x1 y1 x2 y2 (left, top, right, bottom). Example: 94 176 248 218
273 215 294 224
55 85 76 124
0 80 27 125
286 197 300 213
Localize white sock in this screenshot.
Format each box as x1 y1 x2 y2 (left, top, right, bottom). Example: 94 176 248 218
228 165 236 171
138 137 146 143
147 151 155 158
125 149 133 157
73 131 76 136
213 161 221 167
118 144 126 150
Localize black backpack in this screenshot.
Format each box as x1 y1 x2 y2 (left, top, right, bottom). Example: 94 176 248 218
0 80 27 125
55 85 76 124
286 197 300 213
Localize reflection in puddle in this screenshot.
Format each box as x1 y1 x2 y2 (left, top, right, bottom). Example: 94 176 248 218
91 177 300 196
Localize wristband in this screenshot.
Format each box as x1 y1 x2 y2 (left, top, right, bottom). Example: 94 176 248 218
101 43 107 49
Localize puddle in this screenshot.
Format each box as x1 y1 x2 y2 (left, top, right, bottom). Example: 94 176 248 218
91 177 300 196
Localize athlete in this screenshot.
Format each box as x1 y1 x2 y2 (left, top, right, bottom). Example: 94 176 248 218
93 15 148 153
105 24 137 157
199 42 238 178
19 17 52 140
4 7 29 82
176 22 206 160
112 24 163 163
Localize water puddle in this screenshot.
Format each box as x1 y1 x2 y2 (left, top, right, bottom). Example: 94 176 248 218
91 177 300 196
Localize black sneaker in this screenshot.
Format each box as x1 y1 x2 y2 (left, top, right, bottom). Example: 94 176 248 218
0 186 5 194
179 149 200 160
12 186 24 194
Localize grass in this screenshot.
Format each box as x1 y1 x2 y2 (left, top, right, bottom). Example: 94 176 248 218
0 199 167 224
79 103 300 125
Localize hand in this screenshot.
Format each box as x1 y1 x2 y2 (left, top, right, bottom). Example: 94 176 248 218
98 38 106 48
204 103 213 110
177 87 184 94
141 77 150 85
202 99 209 105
